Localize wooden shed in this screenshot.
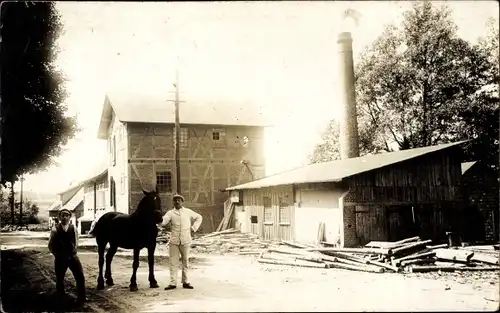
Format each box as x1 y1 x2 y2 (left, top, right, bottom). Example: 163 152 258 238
226 141 469 247
460 161 499 243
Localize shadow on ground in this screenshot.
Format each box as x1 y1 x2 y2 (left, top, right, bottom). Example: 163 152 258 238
1 249 125 313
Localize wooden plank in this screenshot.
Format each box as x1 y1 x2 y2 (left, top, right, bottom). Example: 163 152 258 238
365 241 405 249
391 240 432 255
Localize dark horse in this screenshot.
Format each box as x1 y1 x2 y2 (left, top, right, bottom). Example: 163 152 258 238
89 188 163 291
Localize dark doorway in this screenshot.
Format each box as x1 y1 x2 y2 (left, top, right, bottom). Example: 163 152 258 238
386 205 418 241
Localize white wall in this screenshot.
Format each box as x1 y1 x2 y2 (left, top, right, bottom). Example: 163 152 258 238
294 188 343 245
234 205 250 232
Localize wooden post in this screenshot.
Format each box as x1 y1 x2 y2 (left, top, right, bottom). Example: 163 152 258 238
174 69 181 195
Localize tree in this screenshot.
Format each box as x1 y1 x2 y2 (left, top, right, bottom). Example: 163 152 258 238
1 2 79 218
311 1 498 168
0 196 41 226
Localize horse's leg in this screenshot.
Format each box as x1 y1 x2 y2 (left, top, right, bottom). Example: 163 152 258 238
105 244 118 286
147 243 159 288
96 240 106 290
129 248 140 292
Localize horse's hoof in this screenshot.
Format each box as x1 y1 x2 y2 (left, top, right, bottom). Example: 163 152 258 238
150 282 159 288
97 284 105 290
130 285 138 292
106 280 114 286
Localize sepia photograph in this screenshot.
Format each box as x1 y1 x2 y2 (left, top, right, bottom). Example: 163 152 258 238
0 1 498 312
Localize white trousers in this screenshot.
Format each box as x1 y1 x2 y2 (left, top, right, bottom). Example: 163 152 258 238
168 243 190 285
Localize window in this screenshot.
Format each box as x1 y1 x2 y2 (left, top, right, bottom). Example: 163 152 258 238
111 136 116 166
110 177 116 208
212 128 226 148
180 128 189 148
156 171 172 193
96 190 105 208
242 136 249 147
263 196 273 224
173 127 189 148
279 197 290 224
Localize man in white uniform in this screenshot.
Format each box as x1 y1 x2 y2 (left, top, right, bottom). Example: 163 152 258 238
161 194 202 290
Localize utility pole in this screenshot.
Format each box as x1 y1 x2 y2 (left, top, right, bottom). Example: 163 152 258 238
174 69 181 194
19 175 25 228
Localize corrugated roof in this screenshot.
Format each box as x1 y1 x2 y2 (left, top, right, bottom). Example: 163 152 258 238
226 141 468 190
97 92 272 139
461 161 477 174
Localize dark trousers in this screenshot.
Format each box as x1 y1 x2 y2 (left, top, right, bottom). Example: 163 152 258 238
54 255 86 300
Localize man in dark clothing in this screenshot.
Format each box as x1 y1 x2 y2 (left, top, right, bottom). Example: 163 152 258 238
48 208 87 305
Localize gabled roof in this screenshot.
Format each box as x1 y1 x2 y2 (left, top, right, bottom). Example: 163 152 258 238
57 166 108 196
62 187 84 212
226 140 468 190
48 200 62 212
461 161 477 174
97 92 272 139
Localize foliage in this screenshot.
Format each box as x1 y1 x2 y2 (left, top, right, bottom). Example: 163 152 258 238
0 1 79 186
0 196 41 225
311 1 499 169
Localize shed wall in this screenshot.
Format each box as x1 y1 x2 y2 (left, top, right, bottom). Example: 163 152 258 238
294 183 344 245
342 150 463 246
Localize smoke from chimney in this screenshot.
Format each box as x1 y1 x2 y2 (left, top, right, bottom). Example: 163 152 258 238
337 31 360 159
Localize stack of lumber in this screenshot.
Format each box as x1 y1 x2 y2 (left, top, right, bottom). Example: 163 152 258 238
256 236 500 274
190 229 276 254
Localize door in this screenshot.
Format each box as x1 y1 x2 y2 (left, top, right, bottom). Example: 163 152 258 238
355 206 370 245
386 205 418 241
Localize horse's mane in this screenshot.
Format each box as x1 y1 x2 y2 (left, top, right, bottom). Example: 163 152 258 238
131 194 154 217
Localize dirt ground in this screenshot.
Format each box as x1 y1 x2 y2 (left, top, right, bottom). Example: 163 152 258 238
1 231 499 312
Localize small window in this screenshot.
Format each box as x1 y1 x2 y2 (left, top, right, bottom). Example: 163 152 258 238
180 128 189 148
263 196 273 223
279 198 290 224
156 171 172 193
212 128 226 148
173 127 189 148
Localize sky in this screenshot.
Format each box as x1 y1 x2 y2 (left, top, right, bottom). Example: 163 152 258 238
19 1 499 194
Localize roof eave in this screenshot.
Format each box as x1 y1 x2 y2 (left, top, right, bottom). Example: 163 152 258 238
97 95 113 140
225 178 343 191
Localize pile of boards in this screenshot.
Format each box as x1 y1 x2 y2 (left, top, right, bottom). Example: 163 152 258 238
189 228 275 254
256 236 500 273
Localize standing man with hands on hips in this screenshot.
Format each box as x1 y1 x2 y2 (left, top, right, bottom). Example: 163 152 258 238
161 194 202 290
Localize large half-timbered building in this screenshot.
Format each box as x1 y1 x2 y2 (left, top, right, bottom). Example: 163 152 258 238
96 92 268 232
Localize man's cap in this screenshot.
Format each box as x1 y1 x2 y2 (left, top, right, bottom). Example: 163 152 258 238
172 194 185 202
59 208 72 216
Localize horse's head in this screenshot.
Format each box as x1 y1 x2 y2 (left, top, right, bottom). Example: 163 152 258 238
136 187 163 224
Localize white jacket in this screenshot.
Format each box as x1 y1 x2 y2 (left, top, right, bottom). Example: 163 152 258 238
161 207 202 245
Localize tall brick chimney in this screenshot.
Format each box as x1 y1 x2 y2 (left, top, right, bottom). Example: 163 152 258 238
337 31 360 159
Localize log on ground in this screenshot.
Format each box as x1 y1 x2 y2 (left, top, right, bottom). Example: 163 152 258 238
257 258 327 269
409 265 500 273
434 248 474 263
